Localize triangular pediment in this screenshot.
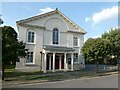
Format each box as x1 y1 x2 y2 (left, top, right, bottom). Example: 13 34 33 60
17 9 86 34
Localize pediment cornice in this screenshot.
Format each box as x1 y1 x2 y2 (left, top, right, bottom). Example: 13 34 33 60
16 9 86 34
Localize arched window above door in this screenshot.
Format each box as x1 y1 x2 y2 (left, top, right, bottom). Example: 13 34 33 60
52 28 59 44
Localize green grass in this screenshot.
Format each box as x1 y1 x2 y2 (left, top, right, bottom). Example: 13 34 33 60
4 65 15 73
26 75 47 80
47 75 65 81
4 65 43 78
5 65 15 69
64 70 118 79
4 71 42 78
4 66 118 83
26 75 65 81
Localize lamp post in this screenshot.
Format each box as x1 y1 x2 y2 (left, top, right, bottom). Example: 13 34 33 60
0 15 3 79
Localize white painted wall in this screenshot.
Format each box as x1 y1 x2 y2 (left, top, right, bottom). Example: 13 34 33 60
26 13 84 47
43 18 68 46
18 26 27 42
16 25 43 71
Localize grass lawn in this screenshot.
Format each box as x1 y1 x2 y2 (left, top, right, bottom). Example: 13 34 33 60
3 65 118 83
4 65 42 77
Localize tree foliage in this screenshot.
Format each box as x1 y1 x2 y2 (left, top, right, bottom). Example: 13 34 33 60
102 28 120 62
82 38 111 63
81 38 111 73
82 28 120 66
2 26 27 80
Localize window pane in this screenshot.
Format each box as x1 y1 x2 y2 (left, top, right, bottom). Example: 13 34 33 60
26 52 33 63
29 32 31 35
31 35 34 42
28 32 31 42
27 31 34 43
74 53 78 62
53 28 59 44
32 32 34 35
73 37 78 46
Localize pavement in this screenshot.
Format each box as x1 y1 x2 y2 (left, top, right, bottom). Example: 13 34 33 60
2 71 118 87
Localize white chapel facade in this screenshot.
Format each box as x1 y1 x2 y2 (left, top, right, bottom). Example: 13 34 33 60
15 9 86 73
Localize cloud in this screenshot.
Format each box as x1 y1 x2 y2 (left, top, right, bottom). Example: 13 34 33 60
39 7 55 14
85 6 118 25
85 17 91 22
92 6 118 24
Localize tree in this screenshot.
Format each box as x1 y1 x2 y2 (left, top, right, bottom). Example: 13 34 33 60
2 26 27 80
0 18 4 25
82 38 111 73
102 28 120 64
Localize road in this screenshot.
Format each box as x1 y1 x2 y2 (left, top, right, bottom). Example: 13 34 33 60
3 74 118 88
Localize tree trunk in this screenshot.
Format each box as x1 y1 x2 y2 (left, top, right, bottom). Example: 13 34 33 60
96 61 99 74
2 65 5 80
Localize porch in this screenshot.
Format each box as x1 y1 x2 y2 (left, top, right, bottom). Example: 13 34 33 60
41 45 75 73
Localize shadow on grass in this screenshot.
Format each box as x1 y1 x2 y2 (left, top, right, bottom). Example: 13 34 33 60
4 71 43 78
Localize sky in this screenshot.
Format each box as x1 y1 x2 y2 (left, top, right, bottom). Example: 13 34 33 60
1 2 118 41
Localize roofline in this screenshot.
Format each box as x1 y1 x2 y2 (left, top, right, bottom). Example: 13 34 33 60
16 10 57 24
67 30 87 34
16 9 86 33
18 23 46 29
57 10 86 34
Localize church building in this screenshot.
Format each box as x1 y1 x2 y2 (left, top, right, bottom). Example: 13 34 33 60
15 8 86 73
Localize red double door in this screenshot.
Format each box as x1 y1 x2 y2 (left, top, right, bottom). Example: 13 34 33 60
47 55 64 70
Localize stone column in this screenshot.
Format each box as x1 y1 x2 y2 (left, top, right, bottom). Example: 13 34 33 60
59 55 62 70
43 53 47 73
52 53 55 72
42 53 44 71
64 53 67 71
71 53 74 71
49 55 51 70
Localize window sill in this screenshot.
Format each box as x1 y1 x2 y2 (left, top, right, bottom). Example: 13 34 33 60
73 46 80 48
25 63 35 66
26 43 36 45
52 44 60 46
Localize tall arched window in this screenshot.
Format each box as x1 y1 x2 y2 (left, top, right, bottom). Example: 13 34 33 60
53 28 59 44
